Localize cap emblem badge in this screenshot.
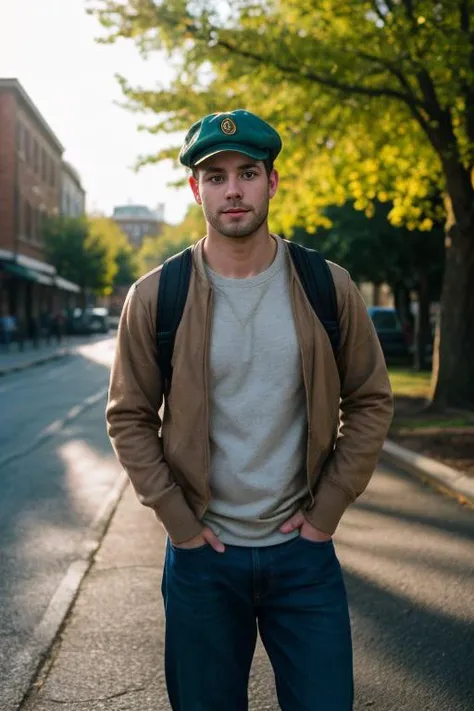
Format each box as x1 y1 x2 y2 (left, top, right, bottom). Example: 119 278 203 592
221 118 237 135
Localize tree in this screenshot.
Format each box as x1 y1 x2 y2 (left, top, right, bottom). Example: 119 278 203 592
42 216 112 305
296 201 445 370
90 0 474 408
88 217 139 287
113 245 139 287
137 204 205 275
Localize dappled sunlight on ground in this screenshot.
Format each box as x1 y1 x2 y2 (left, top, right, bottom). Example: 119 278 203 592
57 437 119 520
74 336 116 368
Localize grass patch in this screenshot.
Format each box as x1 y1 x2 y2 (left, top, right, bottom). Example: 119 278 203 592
393 416 474 431
388 367 432 399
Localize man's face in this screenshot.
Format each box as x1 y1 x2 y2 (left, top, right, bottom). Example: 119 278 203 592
189 151 279 239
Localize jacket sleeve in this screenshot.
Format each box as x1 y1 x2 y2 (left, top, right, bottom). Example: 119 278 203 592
106 283 204 543
305 275 394 535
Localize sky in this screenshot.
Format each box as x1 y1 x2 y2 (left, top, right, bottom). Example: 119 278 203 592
0 0 194 223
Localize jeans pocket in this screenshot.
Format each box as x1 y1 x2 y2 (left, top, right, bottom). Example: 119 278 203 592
298 535 333 547
169 541 210 553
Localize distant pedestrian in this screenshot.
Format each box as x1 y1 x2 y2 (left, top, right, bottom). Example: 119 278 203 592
107 109 394 710
51 309 65 343
0 308 16 351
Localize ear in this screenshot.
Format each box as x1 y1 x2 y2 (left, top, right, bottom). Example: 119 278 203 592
189 176 202 204
268 168 279 199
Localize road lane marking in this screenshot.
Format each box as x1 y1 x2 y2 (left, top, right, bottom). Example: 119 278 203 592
0 386 108 471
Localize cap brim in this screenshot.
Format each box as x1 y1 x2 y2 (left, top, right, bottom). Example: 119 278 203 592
193 144 268 166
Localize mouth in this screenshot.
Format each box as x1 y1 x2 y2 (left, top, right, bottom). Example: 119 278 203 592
222 208 250 215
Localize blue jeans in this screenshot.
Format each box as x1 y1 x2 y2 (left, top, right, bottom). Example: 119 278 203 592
161 535 353 710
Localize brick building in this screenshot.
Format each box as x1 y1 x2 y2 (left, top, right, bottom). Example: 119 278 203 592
0 78 80 334
112 203 164 249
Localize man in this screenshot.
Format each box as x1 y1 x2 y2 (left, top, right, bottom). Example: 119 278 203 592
106 109 394 710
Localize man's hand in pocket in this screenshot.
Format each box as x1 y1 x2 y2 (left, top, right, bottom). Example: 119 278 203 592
279 511 332 543
174 526 225 552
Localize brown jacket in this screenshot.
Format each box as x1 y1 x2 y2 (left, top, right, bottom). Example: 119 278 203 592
106 238 393 544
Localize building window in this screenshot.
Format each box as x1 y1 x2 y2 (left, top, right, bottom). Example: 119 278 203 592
36 208 43 243
31 206 36 241
16 188 23 235
42 149 47 181
33 141 39 173
25 129 31 165
16 122 23 155
25 201 32 240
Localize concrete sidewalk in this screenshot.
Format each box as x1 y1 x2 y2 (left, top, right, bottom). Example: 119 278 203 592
0 341 70 376
0 335 111 376
20 485 276 711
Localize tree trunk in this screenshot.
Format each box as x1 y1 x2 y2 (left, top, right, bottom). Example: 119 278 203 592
372 283 381 306
413 271 431 372
393 282 413 347
393 283 413 328
431 225 474 409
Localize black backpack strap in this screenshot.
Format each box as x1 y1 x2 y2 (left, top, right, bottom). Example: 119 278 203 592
286 241 340 358
156 246 193 396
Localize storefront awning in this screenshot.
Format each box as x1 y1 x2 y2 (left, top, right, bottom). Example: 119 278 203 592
1 261 53 285
1 260 80 293
55 275 80 293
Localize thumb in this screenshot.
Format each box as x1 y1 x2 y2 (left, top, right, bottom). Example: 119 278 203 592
279 511 305 533
202 527 225 553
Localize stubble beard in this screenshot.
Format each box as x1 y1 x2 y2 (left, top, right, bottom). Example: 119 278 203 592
204 200 270 239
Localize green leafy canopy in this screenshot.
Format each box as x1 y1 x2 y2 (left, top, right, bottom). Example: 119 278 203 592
88 0 474 233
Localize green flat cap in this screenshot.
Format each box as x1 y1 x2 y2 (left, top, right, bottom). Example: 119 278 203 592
179 109 282 168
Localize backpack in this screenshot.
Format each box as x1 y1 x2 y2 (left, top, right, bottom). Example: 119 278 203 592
156 241 340 395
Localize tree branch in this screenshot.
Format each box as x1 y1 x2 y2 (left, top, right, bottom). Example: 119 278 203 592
355 49 423 106
401 0 417 27
415 67 444 116
215 38 425 107
371 1 387 24
214 33 457 170
460 0 470 32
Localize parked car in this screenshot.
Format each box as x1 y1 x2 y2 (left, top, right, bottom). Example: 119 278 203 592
66 307 110 335
367 306 411 361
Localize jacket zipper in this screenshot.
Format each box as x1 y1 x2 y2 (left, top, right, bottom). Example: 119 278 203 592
301 346 314 506
201 287 213 517
292 276 314 506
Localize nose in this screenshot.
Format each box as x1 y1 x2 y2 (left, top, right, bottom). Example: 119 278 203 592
225 175 243 200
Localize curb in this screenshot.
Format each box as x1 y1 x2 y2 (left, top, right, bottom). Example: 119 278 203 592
3 472 129 711
0 348 71 377
382 439 474 509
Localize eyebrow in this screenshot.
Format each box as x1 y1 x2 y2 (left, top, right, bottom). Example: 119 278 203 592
202 162 260 174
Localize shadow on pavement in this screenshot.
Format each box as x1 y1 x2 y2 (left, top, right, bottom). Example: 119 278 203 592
345 566 474 710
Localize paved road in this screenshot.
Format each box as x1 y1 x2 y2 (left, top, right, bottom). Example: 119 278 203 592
0 337 120 702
